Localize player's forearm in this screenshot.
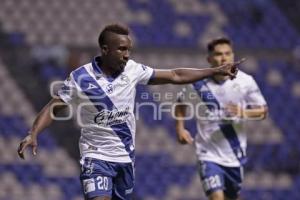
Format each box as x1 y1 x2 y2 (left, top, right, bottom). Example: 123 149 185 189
171 67 219 84
176 119 185 134
29 103 54 138
242 106 268 120
29 98 66 138
175 104 186 132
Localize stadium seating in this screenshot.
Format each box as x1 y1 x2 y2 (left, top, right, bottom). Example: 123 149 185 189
1 0 299 49
0 115 82 200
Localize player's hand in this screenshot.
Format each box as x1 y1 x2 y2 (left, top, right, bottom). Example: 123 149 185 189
17 134 38 159
216 58 246 79
224 103 243 118
177 129 194 145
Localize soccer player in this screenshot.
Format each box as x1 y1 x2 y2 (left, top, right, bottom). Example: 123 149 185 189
17 25 242 200
175 38 268 200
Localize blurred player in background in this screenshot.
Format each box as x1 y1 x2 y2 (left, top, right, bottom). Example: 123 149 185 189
175 38 268 200
17 25 241 200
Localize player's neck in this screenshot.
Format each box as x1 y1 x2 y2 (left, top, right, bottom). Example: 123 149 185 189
98 59 119 77
212 75 229 84
101 64 115 76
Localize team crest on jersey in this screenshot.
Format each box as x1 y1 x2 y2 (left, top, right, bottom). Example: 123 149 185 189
94 107 130 126
106 84 114 94
113 75 130 88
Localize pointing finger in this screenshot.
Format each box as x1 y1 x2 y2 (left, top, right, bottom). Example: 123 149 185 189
32 145 37 156
233 58 246 66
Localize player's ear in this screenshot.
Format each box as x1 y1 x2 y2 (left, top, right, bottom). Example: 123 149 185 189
101 45 108 55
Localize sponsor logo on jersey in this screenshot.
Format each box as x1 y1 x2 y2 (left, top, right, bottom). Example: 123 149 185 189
94 107 130 126
83 178 96 193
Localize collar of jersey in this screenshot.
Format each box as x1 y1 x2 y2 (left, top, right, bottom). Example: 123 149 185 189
92 56 121 82
211 77 229 85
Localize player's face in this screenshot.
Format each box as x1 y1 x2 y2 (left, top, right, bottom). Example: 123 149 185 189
103 33 132 73
208 43 234 67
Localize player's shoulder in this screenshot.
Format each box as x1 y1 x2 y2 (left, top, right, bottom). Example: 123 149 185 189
127 59 136 65
126 59 147 68
70 63 92 76
236 70 255 83
125 59 139 68
125 59 152 72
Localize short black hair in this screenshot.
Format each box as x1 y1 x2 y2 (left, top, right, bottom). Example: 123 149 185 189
207 37 232 53
98 24 130 47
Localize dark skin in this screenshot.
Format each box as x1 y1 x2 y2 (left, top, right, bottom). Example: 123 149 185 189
100 32 132 76
17 32 244 200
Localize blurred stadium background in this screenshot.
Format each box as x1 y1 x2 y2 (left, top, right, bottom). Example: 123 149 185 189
0 0 299 199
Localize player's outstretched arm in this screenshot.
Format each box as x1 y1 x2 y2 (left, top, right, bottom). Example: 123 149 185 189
148 58 245 85
225 103 268 120
175 103 193 145
17 98 67 159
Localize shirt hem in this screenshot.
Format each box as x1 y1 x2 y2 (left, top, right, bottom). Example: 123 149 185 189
197 156 241 167
82 153 132 163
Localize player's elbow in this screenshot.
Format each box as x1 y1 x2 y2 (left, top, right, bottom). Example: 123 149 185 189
48 98 69 116
170 70 187 84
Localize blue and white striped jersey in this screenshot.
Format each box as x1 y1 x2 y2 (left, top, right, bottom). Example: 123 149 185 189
58 56 154 163
179 71 267 167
